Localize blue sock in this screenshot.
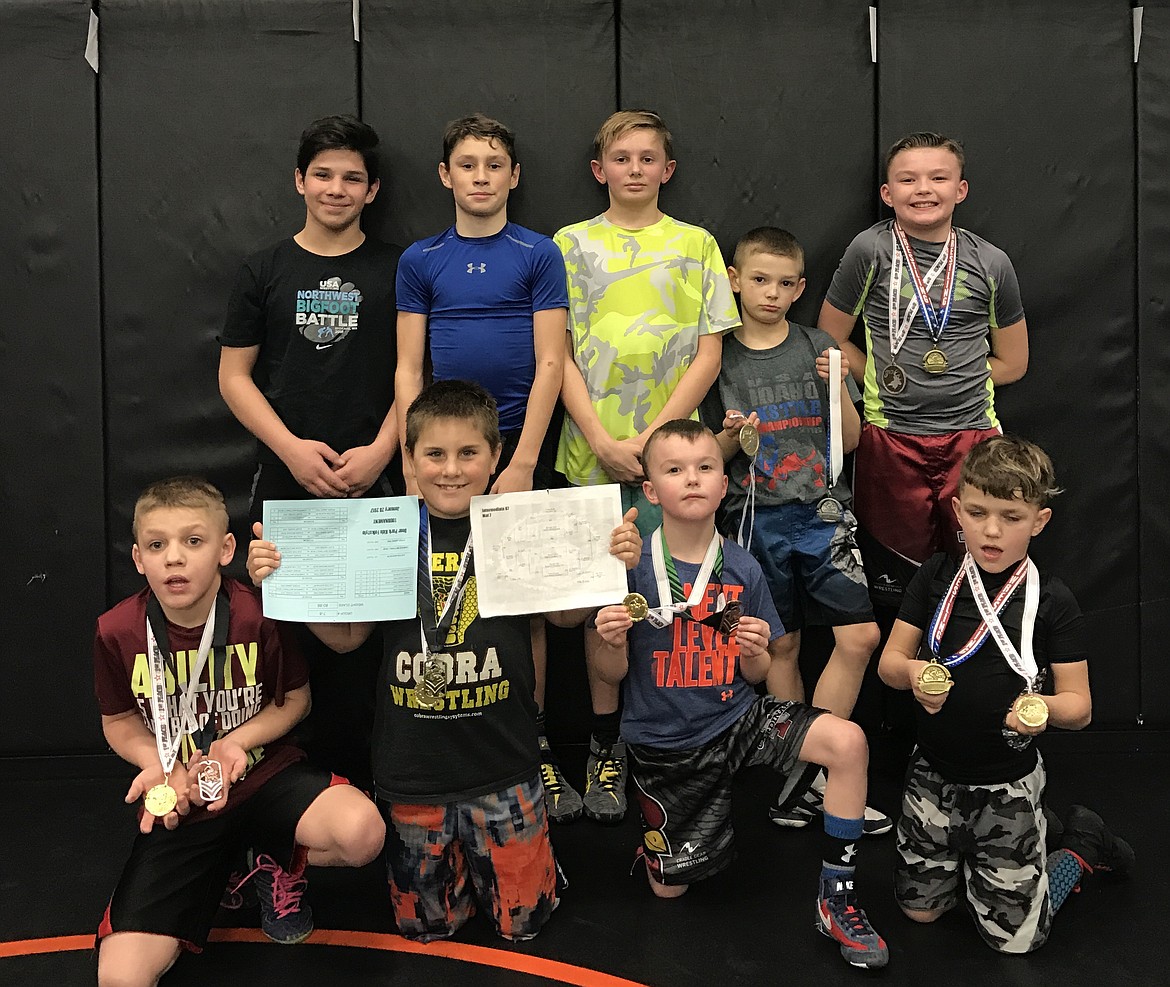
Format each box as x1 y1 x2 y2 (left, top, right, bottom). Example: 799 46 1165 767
820 812 864 891
1048 849 1085 912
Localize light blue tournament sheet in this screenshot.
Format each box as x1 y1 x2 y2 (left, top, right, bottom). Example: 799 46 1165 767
261 497 419 622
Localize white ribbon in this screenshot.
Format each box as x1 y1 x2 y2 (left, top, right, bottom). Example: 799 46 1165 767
963 553 1040 690
887 227 952 359
145 601 217 776
648 527 721 628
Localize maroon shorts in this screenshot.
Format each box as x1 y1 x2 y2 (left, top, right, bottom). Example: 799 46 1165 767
852 424 998 604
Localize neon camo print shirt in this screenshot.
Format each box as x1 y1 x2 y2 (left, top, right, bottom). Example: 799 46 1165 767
555 214 740 485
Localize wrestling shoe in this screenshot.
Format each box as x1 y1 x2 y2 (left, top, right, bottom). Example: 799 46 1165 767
540 737 583 823
1061 805 1135 877
768 787 820 828
220 869 258 910
249 853 314 945
769 770 894 836
816 875 889 969
583 736 627 823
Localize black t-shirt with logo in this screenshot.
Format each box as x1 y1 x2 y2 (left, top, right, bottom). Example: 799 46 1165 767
220 236 402 463
898 553 1085 785
372 514 539 803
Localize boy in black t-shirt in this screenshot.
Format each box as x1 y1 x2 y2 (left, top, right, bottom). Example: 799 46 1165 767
879 435 1132 952
248 381 642 942
219 114 404 793
219 115 403 515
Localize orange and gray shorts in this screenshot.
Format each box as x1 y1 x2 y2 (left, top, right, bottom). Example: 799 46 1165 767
382 773 558 942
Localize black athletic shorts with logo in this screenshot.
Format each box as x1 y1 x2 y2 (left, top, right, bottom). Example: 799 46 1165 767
630 697 824 885
97 763 341 951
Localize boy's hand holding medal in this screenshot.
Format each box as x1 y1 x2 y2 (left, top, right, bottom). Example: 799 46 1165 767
126 759 191 834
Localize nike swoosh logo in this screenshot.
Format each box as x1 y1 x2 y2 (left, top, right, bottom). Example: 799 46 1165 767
316 343 334 350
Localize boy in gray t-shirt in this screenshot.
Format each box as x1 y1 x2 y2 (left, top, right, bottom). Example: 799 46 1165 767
700 228 888 835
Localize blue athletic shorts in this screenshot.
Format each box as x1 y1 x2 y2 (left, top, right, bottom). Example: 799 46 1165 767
746 501 873 630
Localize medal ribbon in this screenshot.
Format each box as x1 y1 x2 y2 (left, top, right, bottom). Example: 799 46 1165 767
144 589 229 774
887 226 955 359
892 224 957 346
962 553 1041 690
648 527 722 628
927 555 1034 675
825 348 843 490
736 433 758 550
416 504 474 658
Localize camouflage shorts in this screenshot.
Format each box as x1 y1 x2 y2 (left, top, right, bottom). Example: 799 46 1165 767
895 753 1053 953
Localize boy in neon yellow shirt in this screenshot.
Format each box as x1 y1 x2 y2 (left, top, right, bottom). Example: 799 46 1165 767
556 110 739 823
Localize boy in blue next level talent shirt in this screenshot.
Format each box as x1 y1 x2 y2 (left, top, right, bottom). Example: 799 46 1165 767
592 419 889 970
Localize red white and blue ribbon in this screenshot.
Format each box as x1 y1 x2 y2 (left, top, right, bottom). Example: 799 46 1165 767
927 553 1038 687
888 225 957 355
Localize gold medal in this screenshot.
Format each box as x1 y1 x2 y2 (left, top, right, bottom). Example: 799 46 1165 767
1013 693 1049 729
922 348 949 374
738 422 760 457
415 653 452 710
623 592 649 622
144 782 178 817
917 660 954 695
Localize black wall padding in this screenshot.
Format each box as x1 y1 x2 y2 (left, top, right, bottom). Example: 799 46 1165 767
362 0 617 245
0 0 106 753
619 0 877 327
880 1 1140 728
99 0 359 603
1138 1 1170 729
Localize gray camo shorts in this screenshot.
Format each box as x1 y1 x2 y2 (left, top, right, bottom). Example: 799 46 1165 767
895 752 1053 953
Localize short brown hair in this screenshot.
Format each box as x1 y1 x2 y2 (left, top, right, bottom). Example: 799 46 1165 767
442 113 518 168
732 227 805 273
640 419 719 475
884 132 966 180
133 476 229 541
405 379 501 453
593 109 673 160
959 435 1060 507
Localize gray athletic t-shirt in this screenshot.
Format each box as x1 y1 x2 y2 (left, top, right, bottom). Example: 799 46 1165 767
825 220 1024 435
700 324 860 521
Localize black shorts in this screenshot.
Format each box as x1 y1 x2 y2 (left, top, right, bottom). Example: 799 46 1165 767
629 697 824 884
97 763 339 951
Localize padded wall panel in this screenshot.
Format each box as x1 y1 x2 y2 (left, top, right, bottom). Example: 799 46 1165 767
1137 0 1170 729
0 0 105 753
99 0 358 601
362 0 616 245
880 1 1138 728
619 0 876 326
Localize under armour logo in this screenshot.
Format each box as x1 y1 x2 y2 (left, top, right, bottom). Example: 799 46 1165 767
721 689 734 702
842 843 857 863
467 263 486 274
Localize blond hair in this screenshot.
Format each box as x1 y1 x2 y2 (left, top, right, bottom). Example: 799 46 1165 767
133 476 229 541
593 109 673 160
